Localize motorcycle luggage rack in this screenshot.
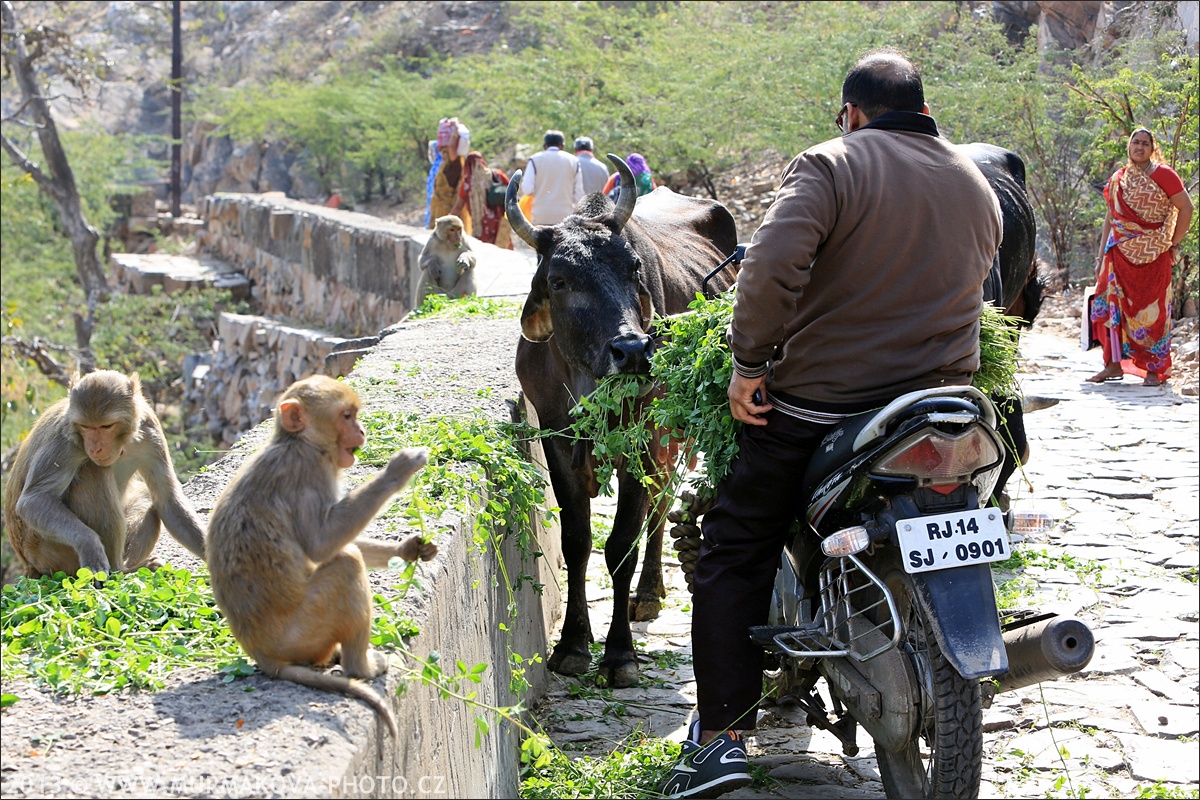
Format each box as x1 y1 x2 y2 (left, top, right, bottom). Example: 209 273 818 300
770 554 902 662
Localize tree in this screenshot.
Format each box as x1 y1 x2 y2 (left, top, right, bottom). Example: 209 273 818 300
1 0 106 374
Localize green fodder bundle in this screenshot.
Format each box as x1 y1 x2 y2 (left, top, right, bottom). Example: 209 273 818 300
570 291 1023 497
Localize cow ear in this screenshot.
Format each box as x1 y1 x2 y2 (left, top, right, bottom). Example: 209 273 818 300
637 274 655 325
521 293 554 341
516 267 552 343
521 256 554 341
638 289 654 326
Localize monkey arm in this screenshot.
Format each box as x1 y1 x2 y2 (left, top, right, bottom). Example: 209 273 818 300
303 448 428 564
128 423 206 558
14 445 112 570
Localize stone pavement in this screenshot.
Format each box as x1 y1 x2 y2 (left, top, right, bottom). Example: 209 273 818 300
530 325 1199 798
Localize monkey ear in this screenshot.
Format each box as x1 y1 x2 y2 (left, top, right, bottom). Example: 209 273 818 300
128 372 142 396
278 398 307 433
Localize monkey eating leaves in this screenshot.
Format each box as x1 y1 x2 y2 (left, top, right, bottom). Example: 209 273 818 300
4 370 207 578
206 375 436 737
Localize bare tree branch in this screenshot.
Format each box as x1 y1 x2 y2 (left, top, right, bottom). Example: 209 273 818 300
0 130 62 201
1 335 74 386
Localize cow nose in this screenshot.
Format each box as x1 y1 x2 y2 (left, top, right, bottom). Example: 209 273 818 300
608 333 653 374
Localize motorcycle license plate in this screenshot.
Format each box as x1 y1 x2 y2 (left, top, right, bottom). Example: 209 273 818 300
896 508 1010 574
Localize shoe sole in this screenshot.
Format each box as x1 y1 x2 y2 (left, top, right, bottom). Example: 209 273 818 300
667 772 752 799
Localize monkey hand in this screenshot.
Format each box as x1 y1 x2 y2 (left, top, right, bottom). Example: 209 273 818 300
383 447 429 486
77 540 113 576
456 252 476 272
396 533 438 563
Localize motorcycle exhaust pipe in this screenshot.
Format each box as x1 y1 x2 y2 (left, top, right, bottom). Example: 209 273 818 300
995 615 1095 694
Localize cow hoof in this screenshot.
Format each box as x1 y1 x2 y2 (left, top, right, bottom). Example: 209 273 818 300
548 646 592 677
596 659 639 689
629 594 662 622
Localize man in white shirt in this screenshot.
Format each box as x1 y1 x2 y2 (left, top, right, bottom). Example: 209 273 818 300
521 130 585 225
573 136 611 196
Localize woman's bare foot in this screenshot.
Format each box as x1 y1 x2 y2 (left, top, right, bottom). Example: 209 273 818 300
1143 373 1162 387
1087 364 1123 383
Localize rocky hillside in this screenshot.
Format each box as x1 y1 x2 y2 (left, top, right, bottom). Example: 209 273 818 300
11 0 1194 216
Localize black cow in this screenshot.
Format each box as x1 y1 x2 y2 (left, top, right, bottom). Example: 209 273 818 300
507 155 738 687
959 142 1044 324
960 142 1045 504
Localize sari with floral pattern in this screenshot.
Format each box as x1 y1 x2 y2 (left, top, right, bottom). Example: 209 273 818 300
1089 163 1183 377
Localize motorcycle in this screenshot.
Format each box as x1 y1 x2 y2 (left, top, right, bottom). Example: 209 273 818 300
749 383 1096 799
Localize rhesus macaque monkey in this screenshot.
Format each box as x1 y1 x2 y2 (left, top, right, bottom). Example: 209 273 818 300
205 375 436 737
4 370 206 578
419 214 477 298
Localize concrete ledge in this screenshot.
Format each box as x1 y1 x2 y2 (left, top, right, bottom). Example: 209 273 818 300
0 314 563 799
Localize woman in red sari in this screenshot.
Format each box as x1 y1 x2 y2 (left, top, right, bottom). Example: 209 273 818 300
450 152 513 250
1088 128 1193 386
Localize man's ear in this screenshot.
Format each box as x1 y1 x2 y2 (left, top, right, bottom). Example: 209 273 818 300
278 398 307 433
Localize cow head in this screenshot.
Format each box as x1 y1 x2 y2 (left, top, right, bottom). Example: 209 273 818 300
507 155 657 391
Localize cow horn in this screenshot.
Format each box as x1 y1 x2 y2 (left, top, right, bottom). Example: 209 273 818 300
505 170 539 247
607 153 637 232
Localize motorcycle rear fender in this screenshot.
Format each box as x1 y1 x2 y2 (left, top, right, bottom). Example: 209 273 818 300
911 565 1008 679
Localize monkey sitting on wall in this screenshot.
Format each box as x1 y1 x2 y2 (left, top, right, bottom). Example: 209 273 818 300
205 375 437 737
4 370 207 578
418 214 477 298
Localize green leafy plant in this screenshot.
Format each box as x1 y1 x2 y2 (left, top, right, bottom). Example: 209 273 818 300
1 566 242 695
407 294 521 320
520 729 684 799
0 563 427 700
1134 783 1199 799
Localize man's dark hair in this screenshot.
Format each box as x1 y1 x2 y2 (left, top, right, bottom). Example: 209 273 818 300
841 49 924 121
544 130 566 149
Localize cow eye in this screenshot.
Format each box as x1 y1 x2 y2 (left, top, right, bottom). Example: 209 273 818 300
549 275 567 291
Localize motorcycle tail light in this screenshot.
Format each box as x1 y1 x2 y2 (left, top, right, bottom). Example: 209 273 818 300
821 525 872 556
873 426 1001 484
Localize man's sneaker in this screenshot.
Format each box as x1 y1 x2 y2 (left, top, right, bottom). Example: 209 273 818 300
659 729 752 799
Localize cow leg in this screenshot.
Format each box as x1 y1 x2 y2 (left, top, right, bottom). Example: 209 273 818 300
597 471 652 688
544 438 596 677
990 391 1030 509
630 479 669 622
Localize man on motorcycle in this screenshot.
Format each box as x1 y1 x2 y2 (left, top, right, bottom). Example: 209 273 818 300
660 48 1003 799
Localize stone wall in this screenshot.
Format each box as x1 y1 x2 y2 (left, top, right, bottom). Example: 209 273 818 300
190 313 382 445
197 193 431 337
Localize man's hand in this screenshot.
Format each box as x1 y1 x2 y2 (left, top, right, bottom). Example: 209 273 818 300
728 372 772 426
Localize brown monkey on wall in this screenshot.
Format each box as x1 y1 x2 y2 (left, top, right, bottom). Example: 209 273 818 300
205 375 436 737
419 214 477 298
4 370 207 578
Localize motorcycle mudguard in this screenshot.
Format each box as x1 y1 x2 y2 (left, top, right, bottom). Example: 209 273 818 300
911 565 1008 679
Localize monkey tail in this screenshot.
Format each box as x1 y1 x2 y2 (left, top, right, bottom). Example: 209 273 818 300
275 664 399 739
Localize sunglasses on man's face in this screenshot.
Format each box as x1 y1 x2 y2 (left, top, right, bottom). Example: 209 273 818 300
836 103 855 134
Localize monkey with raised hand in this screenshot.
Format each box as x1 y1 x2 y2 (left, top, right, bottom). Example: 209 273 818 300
4 370 207 578
205 375 436 738
419 214 477 298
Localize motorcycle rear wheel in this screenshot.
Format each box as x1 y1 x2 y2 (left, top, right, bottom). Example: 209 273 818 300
874 571 982 799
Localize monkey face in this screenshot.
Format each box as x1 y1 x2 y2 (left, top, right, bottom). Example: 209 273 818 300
435 215 465 249
336 405 367 469
78 422 126 467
